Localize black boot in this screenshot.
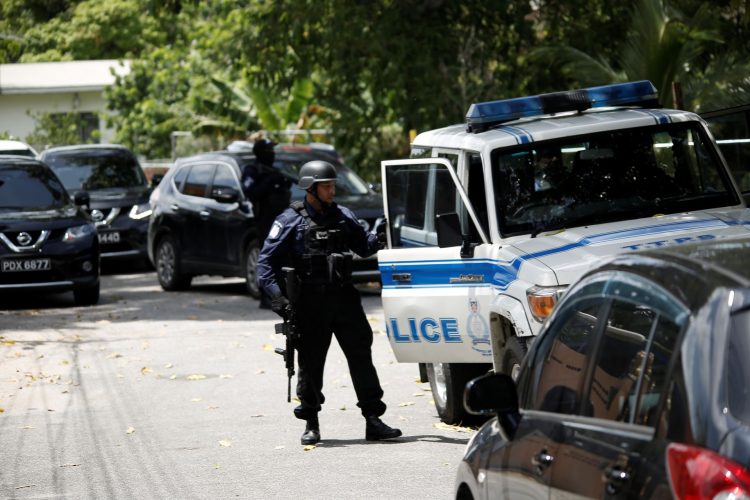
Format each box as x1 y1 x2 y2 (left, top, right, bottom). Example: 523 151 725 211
301 416 320 445
365 416 402 441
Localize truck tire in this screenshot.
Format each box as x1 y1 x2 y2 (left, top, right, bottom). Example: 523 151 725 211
426 363 488 424
503 337 528 381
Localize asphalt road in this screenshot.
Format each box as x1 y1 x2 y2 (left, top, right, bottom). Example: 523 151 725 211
0 266 474 500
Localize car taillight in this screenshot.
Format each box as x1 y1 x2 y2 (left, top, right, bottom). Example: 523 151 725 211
667 443 750 500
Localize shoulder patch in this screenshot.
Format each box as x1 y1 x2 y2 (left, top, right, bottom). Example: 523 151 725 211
269 220 283 239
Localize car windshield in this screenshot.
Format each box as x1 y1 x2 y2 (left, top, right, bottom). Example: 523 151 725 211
0 164 69 210
275 159 370 199
44 149 147 191
492 122 739 236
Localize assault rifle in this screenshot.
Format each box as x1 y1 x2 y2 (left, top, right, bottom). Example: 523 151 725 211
274 267 300 402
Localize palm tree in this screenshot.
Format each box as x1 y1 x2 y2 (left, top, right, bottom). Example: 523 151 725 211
532 0 749 110
193 76 326 140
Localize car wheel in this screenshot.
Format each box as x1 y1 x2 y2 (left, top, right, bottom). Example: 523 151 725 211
244 240 261 299
155 235 192 291
73 282 100 306
503 337 528 381
427 363 478 425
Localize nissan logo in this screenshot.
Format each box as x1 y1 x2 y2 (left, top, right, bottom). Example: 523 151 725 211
90 209 104 222
16 232 32 246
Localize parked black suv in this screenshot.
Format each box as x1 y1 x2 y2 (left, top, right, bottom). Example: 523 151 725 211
0 156 99 305
148 145 382 296
39 145 152 264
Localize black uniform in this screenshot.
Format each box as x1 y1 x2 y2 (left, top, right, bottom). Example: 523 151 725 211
257 199 386 420
240 160 291 240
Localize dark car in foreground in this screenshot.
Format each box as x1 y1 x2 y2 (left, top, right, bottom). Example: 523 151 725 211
457 236 750 500
0 157 99 305
40 145 152 264
148 144 381 296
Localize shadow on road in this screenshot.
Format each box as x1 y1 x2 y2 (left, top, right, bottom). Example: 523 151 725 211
314 433 471 448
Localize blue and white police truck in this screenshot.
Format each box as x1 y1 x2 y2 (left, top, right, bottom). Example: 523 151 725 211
378 81 750 424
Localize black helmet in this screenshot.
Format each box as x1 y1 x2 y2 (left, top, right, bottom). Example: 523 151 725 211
253 138 276 165
298 160 337 190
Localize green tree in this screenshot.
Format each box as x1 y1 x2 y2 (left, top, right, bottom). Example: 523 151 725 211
25 111 100 150
531 0 750 110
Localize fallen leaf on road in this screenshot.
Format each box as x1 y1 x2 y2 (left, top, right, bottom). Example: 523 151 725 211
2 340 16 345
140 367 152 375
250 414 264 418
190 398 202 402
292 397 301 403
126 426 135 434
274 445 285 450
219 374 233 379
164 363 174 369
412 392 425 397
105 353 122 359
116 373 124 378
59 463 80 468
219 440 231 447
96 320 111 324
206 406 219 410
303 445 316 451
255 369 265 374
169 375 177 380
141 341 150 350
15 485 34 489
262 344 273 351
398 401 415 407
19 425 34 429
187 374 206 381
213 464 220 469
339 406 346 411
0 407 4 413
434 422 474 433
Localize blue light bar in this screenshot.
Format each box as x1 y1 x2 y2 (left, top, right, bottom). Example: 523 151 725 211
465 80 659 133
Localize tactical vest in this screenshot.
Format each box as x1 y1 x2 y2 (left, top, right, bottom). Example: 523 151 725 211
291 201 353 285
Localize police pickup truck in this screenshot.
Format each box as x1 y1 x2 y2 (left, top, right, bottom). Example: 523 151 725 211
378 81 750 424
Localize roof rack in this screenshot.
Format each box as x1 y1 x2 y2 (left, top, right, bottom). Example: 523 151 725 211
465 80 659 134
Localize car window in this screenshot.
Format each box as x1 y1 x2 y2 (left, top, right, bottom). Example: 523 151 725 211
181 163 214 198
0 165 69 210
727 307 750 424
44 149 146 191
527 297 604 414
172 165 189 191
211 163 239 192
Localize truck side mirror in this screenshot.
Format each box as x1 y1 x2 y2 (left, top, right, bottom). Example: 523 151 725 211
436 212 462 248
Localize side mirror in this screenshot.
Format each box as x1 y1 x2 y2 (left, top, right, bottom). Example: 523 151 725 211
151 173 164 187
435 212 462 248
211 187 240 204
464 372 521 439
74 191 90 209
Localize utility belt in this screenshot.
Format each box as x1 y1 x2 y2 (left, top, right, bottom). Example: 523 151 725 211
295 252 353 286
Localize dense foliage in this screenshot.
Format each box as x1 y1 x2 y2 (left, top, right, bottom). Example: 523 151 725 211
1 0 748 180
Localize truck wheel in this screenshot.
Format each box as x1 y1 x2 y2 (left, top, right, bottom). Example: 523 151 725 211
155 235 192 291
244 240 261 299
503 337 528 381
427 363 466 424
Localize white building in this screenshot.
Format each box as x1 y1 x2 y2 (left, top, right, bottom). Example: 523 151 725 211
0 59 130 146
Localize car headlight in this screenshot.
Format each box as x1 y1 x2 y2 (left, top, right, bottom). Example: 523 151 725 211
129 202 153 220
526 285 567 322
63 223 96 242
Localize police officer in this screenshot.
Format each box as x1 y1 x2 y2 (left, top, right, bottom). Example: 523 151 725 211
257 160 402 445
240 138 292 308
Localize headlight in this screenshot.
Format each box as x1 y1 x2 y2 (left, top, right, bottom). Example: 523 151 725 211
129 202 152 220
526 285 567 322
63 223 96 242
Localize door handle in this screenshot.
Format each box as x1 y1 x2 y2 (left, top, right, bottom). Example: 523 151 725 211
199 210 210 220
170 204 179 211
392 273 412 282
605 466 631 484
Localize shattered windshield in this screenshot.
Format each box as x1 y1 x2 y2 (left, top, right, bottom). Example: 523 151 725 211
492 122 739 237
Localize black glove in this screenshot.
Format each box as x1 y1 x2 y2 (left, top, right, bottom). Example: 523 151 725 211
270 295 290 318
375 218 388 249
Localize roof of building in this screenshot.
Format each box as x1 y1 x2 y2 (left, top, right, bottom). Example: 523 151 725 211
0 59 130 95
